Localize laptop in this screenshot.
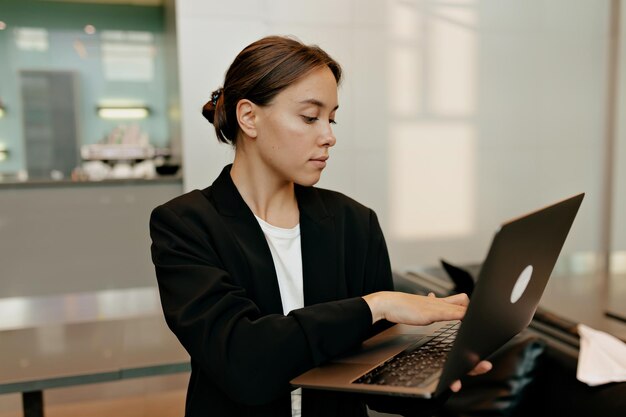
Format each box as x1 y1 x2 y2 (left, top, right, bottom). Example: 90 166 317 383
291 193 584 399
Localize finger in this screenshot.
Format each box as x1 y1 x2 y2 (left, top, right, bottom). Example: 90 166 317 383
449 379 462 392
428 292 436 298
442 293 470 307
425 296 467 322
421 302 466 323
467 360 492 376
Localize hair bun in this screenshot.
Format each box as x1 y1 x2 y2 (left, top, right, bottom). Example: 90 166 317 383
201 88 223 125
201 100 216 124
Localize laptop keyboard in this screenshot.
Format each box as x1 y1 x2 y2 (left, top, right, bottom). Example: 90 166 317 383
353 321 460 388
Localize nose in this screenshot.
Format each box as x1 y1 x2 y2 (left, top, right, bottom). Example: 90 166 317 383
321 122 336 148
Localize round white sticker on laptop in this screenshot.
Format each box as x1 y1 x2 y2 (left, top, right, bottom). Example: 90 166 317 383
510 265 533 304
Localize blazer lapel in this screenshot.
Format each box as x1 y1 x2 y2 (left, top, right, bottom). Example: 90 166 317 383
296 185 343 306
206 165 284 315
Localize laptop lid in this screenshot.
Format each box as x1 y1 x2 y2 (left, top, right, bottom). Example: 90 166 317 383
435 192 585 394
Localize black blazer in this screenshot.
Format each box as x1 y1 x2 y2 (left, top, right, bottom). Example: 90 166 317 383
150 165 393 417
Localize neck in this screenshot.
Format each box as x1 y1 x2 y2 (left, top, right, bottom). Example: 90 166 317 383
230 150 299 228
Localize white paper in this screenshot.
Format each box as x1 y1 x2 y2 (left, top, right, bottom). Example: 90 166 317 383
577 323 626 386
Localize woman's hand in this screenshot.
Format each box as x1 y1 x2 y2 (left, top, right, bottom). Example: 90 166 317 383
362 291 492 391
362 291 469 326
449 360 493 392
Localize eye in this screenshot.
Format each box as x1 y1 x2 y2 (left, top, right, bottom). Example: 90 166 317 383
301 116 318 124
330 119 337 125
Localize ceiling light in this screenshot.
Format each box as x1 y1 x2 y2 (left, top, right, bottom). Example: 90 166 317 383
97 106 150 119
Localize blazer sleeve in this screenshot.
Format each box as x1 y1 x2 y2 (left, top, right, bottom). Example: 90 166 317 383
368 209 394 293
150 204 376 406
366 209 396 336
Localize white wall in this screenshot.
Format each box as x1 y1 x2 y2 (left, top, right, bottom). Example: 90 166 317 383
176 0 611 271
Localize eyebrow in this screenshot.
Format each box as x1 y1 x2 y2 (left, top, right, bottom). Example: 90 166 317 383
299 98 339 111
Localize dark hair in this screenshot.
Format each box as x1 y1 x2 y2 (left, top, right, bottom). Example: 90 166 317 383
202 36 342 146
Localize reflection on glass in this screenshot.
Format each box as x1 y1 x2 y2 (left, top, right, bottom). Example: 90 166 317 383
388 1 477 241
390 0 420 40
430 6 476 116
390 122 475 239
610 252 626 275
389 46 422 116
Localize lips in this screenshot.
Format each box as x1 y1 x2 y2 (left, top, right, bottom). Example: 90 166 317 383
310 156 329 162
309 156 328 169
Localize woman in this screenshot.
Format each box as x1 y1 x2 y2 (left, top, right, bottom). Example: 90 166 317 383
150 36 490 417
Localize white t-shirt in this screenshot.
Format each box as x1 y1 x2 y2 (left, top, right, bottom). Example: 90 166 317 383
254 215 304 417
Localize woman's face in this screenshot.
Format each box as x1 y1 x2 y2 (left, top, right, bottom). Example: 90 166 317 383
253 66 338 186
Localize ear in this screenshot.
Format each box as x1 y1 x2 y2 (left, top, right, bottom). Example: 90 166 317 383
236 99 257 139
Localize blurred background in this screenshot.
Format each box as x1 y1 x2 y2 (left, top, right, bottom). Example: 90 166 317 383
1 0 625 416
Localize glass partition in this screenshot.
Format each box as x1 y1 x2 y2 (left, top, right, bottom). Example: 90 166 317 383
0 0 180 183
